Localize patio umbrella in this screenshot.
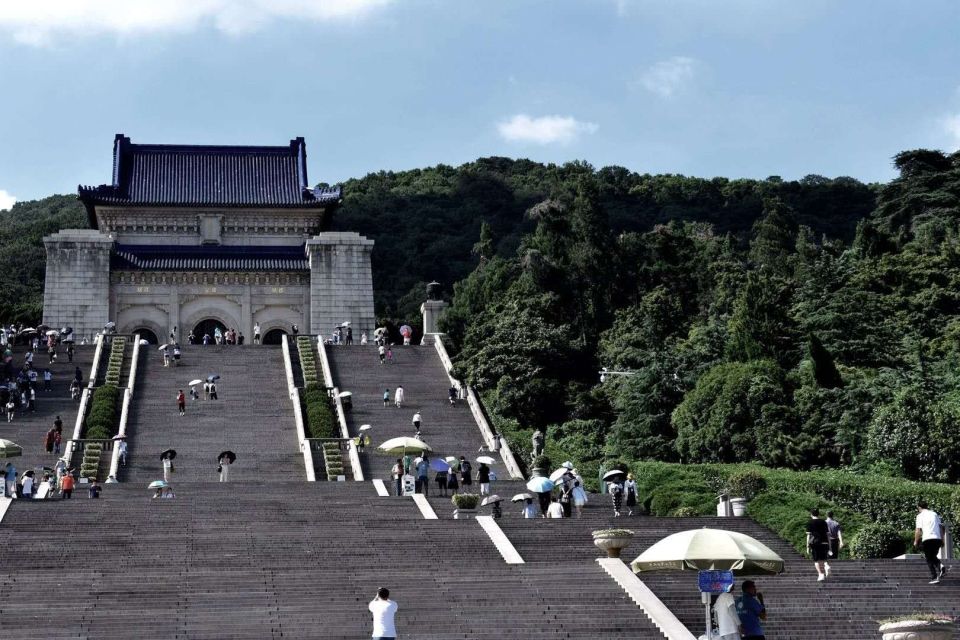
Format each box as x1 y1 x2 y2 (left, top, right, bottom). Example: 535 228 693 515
359 424 373 432
0 439 23 458
429 458 450 472
218 451 236 463
160 449 177 460
511 492 533 502
444 456 458 466
188 379 203 386
374 327 386 337
526 477 555 493
19 327 36 335
631 528 784 638
550 467 573 482
399 325 413 338
148 480 168 489
476 455 496 465
481 495 502 506
206 374 220 382
631 528 784 575
377 437 433 455
603 469 626 481
158 344 169 351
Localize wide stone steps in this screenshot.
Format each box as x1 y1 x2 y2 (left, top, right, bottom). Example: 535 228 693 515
122 345 302 484
0 482 664 639
2 345 96 476
327 345 488 484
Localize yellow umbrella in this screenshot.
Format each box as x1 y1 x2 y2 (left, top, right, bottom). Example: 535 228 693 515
377 437 433 456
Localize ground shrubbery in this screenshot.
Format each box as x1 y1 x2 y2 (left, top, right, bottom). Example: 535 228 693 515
302 384 336 439
630 461 957 557
104 337 126 386
83 384 120 440
848 523 907 559
296 337 320 387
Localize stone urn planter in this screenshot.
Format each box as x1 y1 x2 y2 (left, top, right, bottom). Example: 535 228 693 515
592 529 635 559
879 619 956 640
453 508 477 520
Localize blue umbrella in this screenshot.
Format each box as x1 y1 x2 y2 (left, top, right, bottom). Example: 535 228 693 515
526 477 555 493
430 458 450 472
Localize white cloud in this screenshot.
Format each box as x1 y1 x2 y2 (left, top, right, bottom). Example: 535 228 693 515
945 113 960 151
497 114 598 145
636 56 697 98
0 0 392 45
0 189 15 211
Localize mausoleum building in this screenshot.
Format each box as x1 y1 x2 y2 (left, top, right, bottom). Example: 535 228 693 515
43 134 375 343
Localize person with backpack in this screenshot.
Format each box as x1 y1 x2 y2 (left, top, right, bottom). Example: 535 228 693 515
458 456 472 489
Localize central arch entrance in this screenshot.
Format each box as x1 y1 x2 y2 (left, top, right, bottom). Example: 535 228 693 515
132 328 160 344
192 319 227 343
263 328 288 345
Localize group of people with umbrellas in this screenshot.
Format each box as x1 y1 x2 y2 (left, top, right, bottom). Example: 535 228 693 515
152 448 236 495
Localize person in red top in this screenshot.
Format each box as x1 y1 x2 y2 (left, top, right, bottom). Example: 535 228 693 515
176 390 186 417
60 472 75 499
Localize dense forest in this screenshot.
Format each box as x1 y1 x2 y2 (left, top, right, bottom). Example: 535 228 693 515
7 152 960 491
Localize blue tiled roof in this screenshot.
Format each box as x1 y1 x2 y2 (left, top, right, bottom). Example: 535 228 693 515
112 244 308 272
79 134 341 227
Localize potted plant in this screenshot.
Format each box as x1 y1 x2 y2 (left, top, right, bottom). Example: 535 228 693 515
531 454 551 478
452 493 480 519
592 529 635 558
878 615 956 640
723 470 767 516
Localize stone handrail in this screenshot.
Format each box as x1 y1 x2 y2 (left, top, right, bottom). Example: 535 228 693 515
315 338 364 481
596 558 697 640
63 333 104 468
282 334 316 482
434 335 524 479
107 333 141 481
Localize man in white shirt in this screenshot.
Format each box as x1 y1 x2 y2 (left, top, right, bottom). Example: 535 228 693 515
713 588 742 640
546 495 565 518
368 587 398 639
914 500 947 584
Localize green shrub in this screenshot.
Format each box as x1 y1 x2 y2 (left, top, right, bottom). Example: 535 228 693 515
83 384 120 439
747 491 867 557
648 480 715 516
671 506 700 517
302 384 336 439
452 493 480 509
849 523 907 559
531 454 552 473
727 470 768 500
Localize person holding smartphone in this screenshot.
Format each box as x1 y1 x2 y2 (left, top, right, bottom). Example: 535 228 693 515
368 587 398 640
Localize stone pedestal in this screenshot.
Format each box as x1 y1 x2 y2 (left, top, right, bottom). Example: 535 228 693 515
42 230 114 341
305 232 375 339
420 299 448 345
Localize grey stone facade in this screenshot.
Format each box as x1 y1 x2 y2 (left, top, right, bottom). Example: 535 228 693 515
42 230 114 340
306 233 375 339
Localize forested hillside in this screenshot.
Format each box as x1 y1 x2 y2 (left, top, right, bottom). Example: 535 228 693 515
439 149 960 487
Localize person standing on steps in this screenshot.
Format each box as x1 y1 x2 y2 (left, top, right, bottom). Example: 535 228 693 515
383 389 390 407
346 327 353 345
411 411 421 434
458 456 472 490
177 390 186 417
59 469 75 499
737 580 766 640
391 458 404 496
415 456 428 496
448 386 456 405
209 382 218 400
713 585 742 640
218 453 232 482
118 438 128 466
386 346 393 364
378 344 386 365
477 463 491 496
572 480 587 518
162 454 174 483
826 511 844 560
368 587 398 640
394 386 404 409
546 495 564 518
522 498 537 518
445 465 459 495
435 465 448 497
914 500 947 584
806 508 831 581
253 322 261 345
609 478 624 517
624 473 638 516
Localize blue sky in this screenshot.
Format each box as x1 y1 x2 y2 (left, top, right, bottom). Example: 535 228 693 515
1 0 959 209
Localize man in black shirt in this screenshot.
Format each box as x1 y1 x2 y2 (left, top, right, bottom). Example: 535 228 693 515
806 508 831 581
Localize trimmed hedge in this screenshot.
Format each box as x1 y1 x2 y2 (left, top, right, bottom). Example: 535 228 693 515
83 384 120 439
296 337 320 387
104 337 127 386
849 523 907 559
632 461 956 556
302 384 336 439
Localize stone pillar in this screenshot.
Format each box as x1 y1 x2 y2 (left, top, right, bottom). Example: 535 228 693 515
420 300 448 345
305 232 375 339
42 230 114 341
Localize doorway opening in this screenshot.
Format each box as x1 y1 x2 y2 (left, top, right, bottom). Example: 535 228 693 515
263 329 287 345
192 319 227 343
132 328 160 344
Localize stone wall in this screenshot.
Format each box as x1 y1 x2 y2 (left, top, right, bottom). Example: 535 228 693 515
42 230 114 340
306 232 375 339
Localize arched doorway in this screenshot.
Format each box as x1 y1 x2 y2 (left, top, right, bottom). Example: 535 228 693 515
192 319 227 343
263 329 287 345
133 328 160 344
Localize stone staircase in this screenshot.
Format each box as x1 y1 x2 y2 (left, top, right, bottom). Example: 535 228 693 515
1 345 96 476
327 344 487 484
121 345 303 484
497 508 960 639
0 481 664 639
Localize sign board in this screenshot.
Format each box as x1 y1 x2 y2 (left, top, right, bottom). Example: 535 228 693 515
697 570 735 594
